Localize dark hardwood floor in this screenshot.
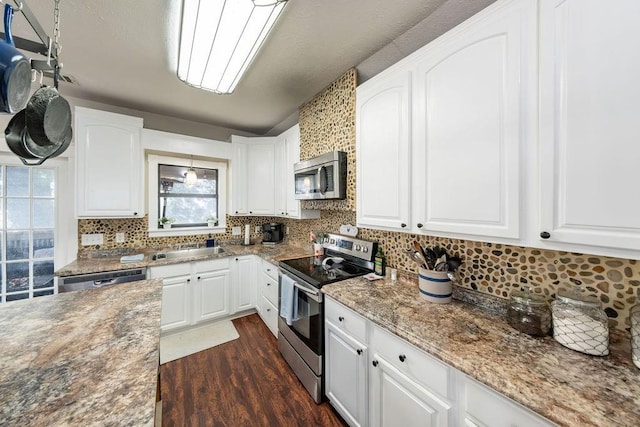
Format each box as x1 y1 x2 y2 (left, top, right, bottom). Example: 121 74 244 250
160 314 347 426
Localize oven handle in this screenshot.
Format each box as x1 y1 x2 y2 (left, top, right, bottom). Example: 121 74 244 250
279 269 322 303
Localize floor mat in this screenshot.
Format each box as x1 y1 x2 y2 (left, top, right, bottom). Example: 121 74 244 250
160 320 239 364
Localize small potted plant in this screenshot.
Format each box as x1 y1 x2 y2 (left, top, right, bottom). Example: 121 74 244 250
206 215 219 227
158 217 175 229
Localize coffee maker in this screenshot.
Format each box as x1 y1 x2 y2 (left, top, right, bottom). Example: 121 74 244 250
262 223 284 244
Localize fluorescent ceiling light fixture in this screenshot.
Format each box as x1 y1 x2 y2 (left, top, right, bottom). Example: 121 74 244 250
178 0 288 94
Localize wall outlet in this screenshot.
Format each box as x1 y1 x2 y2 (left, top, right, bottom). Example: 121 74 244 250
115 232 125 243
286 226 290 235
232 226 241 236
254 225 261 234
81 233 104 246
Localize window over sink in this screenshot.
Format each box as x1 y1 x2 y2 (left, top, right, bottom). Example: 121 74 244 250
148 154 227 235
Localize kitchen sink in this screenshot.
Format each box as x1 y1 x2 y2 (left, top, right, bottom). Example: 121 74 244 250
151 246 225 260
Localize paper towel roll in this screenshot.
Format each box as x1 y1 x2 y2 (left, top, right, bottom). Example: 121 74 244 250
244 224 251 245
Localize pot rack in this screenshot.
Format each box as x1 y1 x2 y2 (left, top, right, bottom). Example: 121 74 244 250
0 0 59 73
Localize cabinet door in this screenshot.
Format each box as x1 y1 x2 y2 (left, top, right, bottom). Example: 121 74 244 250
230 141 248 215
370 355 451 427
356 69 412 231
284 126 301 218
75 107 144 217
246 142 276 215
274 137 287 216
193 269 230 323
232 256 256 312
258 295 278 337
159 274 192 332
413 0 535 239
538 0 640 251
326 321 368 427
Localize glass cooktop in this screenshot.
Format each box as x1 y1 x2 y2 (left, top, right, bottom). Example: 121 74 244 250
279 255 372 288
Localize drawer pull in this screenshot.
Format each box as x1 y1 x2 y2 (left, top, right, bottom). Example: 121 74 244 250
372 360 378 367
357 349 362 355
399 354 406 362
338 316 344 322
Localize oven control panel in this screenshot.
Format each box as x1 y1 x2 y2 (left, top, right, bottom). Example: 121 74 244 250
322 233 376 261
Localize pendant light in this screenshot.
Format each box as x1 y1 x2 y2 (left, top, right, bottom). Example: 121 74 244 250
185 156 198 187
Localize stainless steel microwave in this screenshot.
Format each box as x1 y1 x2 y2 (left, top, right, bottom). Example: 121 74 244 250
294 151 347 200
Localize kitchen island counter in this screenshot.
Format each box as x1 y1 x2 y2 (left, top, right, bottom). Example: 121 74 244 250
323 275 640 427
0 279 162 426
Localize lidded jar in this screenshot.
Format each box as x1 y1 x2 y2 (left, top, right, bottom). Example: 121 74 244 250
551 286 609 356
630 289 640 369
507 286 551 337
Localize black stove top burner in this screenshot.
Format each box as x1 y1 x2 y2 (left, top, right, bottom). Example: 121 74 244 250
279 255 372 288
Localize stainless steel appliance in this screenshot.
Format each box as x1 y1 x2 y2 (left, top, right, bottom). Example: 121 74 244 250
58 268 147 293
278 233 377 403
294 151 347 200
262 222 284 244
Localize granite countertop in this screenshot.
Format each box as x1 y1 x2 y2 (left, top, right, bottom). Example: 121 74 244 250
322 275 640 427
0 279 163 426
55 243 312 277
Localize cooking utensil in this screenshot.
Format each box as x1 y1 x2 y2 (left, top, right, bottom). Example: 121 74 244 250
423 247 437 270
434 254 448 271
413 241 433 269
0 4 31 114
446 256 463 271
5 108 71 165
25 85 72 147
407 249 428 269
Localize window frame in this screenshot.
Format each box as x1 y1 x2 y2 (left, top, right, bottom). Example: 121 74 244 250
148 154 227 236
0 152 74 301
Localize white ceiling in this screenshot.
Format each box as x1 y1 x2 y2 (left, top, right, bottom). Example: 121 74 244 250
9 0 495 136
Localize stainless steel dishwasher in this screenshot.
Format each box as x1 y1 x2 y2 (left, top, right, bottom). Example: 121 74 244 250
58 268 147 293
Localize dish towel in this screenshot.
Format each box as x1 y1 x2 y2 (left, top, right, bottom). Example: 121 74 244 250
280 274 297 326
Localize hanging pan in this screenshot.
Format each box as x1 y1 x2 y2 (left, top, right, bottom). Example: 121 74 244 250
5 108 71 166
25 66 72 147
0 4 31 114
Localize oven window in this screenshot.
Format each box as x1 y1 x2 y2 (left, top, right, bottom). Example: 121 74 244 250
291 291 323 355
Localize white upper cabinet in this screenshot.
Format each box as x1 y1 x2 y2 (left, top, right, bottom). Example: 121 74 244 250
229 124 319 219
538 0 640 253
230 138 249 216
356 0 535 242
75 107 144 218
413 0 536 239
246 140 276 215
357 70 413 231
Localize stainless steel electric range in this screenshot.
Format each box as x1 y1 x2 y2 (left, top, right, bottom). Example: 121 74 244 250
277 233 377 403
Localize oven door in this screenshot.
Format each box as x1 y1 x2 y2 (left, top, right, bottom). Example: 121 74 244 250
279 273 324 356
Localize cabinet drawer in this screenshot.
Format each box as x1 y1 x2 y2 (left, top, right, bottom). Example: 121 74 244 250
262 260 278 281
262 274 279 306
464 377 554 427
325 296 368 344
371 323 450 398
148 262 191 279
194 257 230 272
259 295 278 337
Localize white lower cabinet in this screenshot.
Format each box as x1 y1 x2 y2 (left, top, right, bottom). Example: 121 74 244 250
370 356 450 427
148 258 230 332
324 297 554 427
325 319 368 427
231 255 257 313
461 376 554 427
258 259 279 337
192 260 231 323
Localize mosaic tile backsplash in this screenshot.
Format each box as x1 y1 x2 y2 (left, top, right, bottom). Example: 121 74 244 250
76 69 640 333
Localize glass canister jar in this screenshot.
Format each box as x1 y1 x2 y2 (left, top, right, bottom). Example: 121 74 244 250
507 286 551 337
551 287 609 356
630 289 640 369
